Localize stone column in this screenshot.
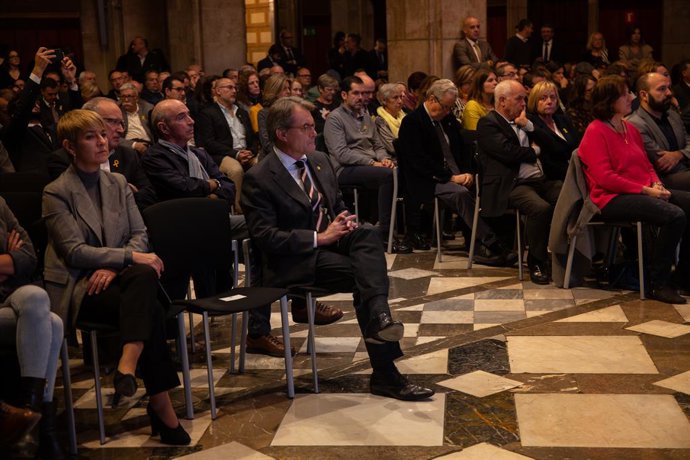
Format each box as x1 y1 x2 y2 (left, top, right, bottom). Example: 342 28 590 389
506 0 527 37
662 0 690 67
387 0 487 83
166 0 201 71
199 0 246 73
587 0 598 37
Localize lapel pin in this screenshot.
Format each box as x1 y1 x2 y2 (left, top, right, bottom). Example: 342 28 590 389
316 165 321 171
113 160 119 168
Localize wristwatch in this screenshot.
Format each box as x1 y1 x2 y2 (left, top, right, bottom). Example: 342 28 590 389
213 179 222 190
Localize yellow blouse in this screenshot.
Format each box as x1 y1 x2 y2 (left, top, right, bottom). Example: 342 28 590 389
461 99 490 131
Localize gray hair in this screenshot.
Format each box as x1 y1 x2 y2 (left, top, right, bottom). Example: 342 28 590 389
493 80 522 107
82 96 118 112
377 83 405 105
267 96 315 143
119 82 139 94
426 78 458 100
317 73 339 90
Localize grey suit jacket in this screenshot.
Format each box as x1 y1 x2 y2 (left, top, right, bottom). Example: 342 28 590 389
452 38 498 70
42 165 149 327
626 108 690 175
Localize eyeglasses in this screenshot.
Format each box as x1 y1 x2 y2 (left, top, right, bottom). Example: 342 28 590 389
102 117 125 129
170 86 186 92
298 73 311 78
217 85 236 91
119 94 137 99
287 123 316 133
433 96 454 112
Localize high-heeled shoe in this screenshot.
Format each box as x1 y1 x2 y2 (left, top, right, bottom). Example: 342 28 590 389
146 404 191 445
113 370 137 397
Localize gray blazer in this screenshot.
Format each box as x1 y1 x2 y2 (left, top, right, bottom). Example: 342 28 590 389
42 165 148 327
452 38 498 70
626 108 690 175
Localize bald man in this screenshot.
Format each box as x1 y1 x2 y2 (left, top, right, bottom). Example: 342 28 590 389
477 80 561 284
452 15 498 70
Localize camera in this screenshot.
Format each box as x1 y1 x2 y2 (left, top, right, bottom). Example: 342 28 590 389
53 48 65 63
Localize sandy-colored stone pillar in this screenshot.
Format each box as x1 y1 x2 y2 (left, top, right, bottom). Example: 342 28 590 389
199 0 247 73
387 0 487 83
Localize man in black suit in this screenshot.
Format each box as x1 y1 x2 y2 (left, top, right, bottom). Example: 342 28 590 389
452 15 498 70
242 96 434 401
477 80 561 284
275 30 305 75
2 47 79 174
115 36 170 84
140 70 164 106
397 79 515 264
47 97 157 210
504 19 534 68
532 24 564 65
195 77 257 211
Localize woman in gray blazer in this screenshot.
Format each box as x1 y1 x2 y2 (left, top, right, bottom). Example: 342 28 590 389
42 110 190 445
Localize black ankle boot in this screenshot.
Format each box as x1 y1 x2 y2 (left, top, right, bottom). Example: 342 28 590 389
38 401 65 460
10 377 46 458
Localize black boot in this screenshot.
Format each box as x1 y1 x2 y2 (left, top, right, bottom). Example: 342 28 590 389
38 401 65 460
10 377 45 459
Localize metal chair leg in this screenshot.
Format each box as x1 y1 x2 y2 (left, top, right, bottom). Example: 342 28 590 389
177 313 194 420
202 312 217 419
89 331 106 445
516 210 523 281
60 339 78 455
279 296 295 398
563 234 578 289
637 221 645 299
229 313 237 373
434 198 443 263
353 188 360 224
239 311 248 373
387 168 398 254
305 291 319 393
467 194 480 270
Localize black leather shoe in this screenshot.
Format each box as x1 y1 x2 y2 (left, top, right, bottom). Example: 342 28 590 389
146 404 191 445
113 370 137 397
502 250 519 267
407 233 431 250
473 245 505 267
441 231 455 240
529 265 550 285
390 239 413 254
648 286 686 304
370 372 435 401
365 312 404 344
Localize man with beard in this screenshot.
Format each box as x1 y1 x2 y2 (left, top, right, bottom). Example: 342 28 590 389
627 72 690 190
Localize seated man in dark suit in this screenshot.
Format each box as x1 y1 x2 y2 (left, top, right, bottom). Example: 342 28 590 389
142 99 341 356
242 96 434 401
195 77 258 212
118 82 154 155
628 72 690 190
398 79 516 265
477 80 562 284
47 97 157 210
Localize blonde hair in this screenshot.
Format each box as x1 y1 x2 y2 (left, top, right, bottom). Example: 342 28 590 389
57 109 106 144
527 80 560 113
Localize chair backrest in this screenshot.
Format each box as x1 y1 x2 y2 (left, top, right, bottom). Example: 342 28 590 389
142 198 234 277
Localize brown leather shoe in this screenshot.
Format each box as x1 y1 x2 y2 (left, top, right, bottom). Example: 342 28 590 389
292 301 344 325
246 334 295 357
0 401 41 447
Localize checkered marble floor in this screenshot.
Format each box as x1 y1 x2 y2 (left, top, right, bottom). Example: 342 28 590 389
52 247 690 459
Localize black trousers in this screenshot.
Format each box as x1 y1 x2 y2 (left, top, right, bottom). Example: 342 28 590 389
78 264 179 396
249 225 403 370
508 178 562 265
337 165 394 239
600 190 690 288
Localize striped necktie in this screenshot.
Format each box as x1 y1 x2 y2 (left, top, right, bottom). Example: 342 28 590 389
295 160 325 231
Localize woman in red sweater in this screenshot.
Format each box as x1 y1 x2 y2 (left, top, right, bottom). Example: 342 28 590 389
578 75 690 304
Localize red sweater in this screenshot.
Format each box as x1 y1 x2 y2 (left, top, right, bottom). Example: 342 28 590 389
578 119 659 209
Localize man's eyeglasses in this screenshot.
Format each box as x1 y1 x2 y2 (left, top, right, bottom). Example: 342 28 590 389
433 96 454 112
287 123 316 133
102 117 125 129
119 94 137 99
216 85 236 91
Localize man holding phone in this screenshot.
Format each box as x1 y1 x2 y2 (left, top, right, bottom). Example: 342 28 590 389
196 77 258 212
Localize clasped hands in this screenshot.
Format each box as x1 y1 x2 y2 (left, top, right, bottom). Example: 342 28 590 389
316 211 358 246
642 181 671 201
86 251 164 295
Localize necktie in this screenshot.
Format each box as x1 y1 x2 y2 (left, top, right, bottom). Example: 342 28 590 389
51 103 60 124
473 42 482 61
295 160 326 231
543 42 550 61
433 121 460 174
286 47 294 62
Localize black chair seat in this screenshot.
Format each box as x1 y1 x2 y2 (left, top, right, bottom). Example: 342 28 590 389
74 321 119 334
174 287 288 316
